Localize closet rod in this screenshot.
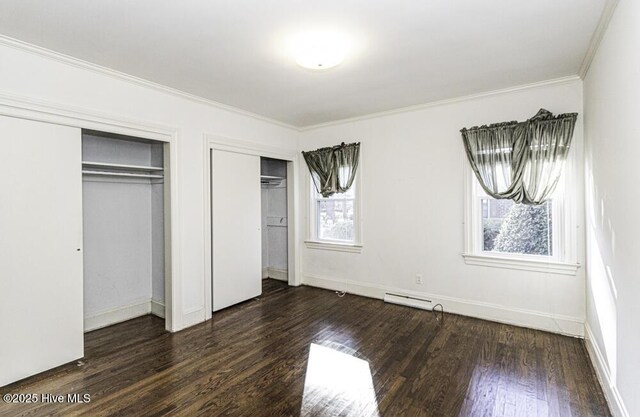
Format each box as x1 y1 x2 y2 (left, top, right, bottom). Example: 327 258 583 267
82 170 164 179
82 161 164 171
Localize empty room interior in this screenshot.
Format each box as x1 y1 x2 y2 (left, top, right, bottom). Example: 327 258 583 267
0 1 638 416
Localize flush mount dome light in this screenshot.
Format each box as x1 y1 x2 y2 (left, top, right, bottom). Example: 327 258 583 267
292 31 349 70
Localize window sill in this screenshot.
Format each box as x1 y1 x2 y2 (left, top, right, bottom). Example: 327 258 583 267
304 240 363 253
462 253 580 276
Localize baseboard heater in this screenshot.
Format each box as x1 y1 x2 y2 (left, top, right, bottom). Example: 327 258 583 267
384 292 433 311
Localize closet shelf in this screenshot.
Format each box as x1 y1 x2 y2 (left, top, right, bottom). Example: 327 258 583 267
82 161 164 171
260 175 285 185
82 170 164 179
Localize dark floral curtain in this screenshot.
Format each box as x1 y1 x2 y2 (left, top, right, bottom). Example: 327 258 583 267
461 109 577 205
302 142 360 197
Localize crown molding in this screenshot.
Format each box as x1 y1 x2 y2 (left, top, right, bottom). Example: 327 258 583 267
0 33 587 132
0 91 182 146
579 0 620 79
0 34 300 132
300 75 581 131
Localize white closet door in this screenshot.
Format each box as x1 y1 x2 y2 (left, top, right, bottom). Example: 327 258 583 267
211 149 262 311
0 116 83 386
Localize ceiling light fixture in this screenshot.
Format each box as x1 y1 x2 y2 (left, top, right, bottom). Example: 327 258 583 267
291 31 349 70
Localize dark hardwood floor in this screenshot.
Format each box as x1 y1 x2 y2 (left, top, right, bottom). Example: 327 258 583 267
1 279 610 416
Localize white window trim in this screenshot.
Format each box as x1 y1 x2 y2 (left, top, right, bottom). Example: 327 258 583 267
304 240 363 253
305 162 363 254
462 149 580 276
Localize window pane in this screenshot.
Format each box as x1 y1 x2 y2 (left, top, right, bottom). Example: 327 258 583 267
482 198 553 256
317 199 355 242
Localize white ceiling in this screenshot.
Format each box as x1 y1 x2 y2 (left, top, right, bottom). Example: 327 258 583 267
0 1 606 127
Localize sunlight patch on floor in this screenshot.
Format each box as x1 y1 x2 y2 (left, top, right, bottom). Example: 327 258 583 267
301 343 380 417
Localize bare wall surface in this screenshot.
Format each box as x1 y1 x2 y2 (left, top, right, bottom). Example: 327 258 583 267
82 179 152 316
584 1 639 415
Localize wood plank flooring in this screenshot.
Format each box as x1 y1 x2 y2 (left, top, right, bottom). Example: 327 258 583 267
1 280 610 416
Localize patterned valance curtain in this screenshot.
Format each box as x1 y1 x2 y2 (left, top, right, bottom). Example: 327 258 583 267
461 109 577 205
302 142 360 197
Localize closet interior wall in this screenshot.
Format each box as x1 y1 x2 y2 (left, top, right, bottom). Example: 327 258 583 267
82 131 165 331
260 158 288 282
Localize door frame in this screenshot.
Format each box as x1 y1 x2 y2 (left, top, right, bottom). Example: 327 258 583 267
203 133 300 320
0 92 182 332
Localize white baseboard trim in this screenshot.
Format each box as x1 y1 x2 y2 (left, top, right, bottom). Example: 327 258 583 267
302 273 585 337
584 323 629 417
267 267 288 281
262 267 269 279
151 299 166 319
84 299 151 332
85 298 167 331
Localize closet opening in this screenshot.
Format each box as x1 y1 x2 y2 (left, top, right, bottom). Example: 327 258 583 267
81 129 171 332
261 157 289 283
206 141 297 316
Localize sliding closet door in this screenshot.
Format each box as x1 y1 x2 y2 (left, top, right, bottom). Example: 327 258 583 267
211 149 262 311
0 116 83 386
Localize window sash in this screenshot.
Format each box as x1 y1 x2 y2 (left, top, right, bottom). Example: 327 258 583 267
472 181 562 262
314 196 356 243
310 178 358 244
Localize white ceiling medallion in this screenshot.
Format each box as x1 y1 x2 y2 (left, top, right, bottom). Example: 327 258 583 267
291 31 350 70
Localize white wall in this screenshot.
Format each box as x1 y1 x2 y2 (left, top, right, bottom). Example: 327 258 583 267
299 79 586 336
583 1 639 415
82 179 153 316
0 40 298 330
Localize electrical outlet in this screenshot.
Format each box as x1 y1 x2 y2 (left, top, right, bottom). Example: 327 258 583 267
415 274 423 284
